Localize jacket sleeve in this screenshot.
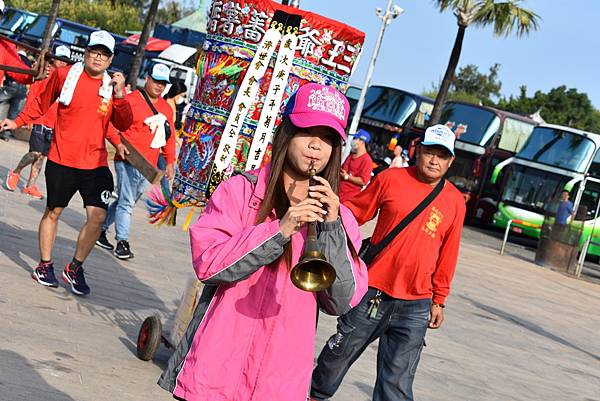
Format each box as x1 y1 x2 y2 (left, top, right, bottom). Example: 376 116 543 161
109 97 133 134
431 200 466 305
316 208 368 315
189 175 290 285
14 68 62 127
343 172 386 225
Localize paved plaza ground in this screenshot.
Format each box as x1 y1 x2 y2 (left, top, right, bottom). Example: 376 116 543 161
0 139 599 401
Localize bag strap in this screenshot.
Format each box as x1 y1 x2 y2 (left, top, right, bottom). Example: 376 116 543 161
139 89 172 140
370 177 445 256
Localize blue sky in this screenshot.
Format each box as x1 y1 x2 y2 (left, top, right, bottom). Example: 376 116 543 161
196 1 600 108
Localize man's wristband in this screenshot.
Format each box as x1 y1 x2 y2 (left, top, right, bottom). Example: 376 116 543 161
432 303 445 308
344 174 349 181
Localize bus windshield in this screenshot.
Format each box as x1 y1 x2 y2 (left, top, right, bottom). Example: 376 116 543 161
440 103 499 146
361 86 417 126
517 127 596 173
501 164 570 213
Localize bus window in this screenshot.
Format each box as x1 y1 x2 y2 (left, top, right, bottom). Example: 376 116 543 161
413 102 433 129
497 118 535 153
440 103 498 146
570 181 600 220
502 164 569 212
362 87 417 126
518 127 595 173
56 25 90 47
588 150 600 179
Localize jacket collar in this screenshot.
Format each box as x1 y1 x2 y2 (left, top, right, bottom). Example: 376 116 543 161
252 164 271 201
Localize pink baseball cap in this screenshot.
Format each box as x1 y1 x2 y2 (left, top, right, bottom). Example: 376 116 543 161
283 83 350 140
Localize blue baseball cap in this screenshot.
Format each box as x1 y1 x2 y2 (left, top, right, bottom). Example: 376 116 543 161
355 129 371 143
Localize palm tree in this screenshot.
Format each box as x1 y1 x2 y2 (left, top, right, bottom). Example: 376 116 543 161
429 0 540 125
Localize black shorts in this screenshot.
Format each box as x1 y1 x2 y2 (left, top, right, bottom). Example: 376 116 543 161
29 124 53 156
45 160 114 210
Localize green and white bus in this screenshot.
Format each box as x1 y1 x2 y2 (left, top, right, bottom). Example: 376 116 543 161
491 124 600 256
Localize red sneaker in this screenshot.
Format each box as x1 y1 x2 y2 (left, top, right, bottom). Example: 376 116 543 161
22 185 44 199
5 170 19 191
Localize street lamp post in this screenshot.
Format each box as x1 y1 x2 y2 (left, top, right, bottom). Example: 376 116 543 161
343 0 404 159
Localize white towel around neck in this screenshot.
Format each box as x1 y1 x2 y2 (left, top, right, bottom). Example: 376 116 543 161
58 62 113 106
145 113 167 149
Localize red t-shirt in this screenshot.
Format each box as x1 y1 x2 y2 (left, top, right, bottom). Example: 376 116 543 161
339 152 373 203
15 65 132 169
345 166 465 305
25 76 57 129
112 90 176 166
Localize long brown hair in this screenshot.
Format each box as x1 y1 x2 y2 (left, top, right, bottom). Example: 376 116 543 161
256 116 343 267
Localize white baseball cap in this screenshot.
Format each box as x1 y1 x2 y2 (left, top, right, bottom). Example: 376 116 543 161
55 45 71 59
422 124 456 155
0 0 5 15
150 63 171 83
87 30 115 54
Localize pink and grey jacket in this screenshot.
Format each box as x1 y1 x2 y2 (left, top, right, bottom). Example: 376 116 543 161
158 165 368 401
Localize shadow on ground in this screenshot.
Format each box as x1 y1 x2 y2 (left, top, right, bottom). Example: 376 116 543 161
0 349 76 401
0 219 168 357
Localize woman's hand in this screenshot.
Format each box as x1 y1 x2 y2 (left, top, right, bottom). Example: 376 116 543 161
309 176 340 222
279 198 327 238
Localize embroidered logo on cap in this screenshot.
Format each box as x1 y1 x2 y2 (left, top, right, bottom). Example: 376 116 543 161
306 87 345 120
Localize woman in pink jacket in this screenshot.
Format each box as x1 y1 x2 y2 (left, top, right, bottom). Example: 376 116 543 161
158 83 368 401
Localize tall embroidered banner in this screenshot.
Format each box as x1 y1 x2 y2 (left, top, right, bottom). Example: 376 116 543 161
158 0 364 224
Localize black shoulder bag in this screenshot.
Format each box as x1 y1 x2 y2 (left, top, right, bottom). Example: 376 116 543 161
139 89 173 141
359 178 445 266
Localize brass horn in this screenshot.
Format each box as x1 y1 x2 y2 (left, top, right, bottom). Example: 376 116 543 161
290 162 337 292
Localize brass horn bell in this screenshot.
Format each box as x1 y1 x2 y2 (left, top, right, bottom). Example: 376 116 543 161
290 230 337 292
290 161 337 292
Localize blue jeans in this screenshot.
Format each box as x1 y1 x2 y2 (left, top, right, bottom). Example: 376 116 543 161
311 288 431 401
102 161 147 241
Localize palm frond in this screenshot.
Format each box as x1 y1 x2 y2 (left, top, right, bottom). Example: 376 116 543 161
473 0 540 37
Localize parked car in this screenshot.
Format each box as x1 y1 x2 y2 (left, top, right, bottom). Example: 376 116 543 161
0 7 37 38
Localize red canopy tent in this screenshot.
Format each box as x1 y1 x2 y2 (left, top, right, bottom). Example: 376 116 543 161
123 34 171 52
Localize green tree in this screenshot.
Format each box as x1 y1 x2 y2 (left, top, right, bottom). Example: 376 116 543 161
429 0 540 125
7 0 143 35
453 63 501 104
423 62 502 105
498 86 600 133
156 0 196 25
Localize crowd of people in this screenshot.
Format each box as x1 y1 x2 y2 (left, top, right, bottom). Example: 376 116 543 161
1 5 466 399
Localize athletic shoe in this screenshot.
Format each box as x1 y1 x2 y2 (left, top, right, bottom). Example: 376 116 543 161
22 185 44 199
114 240 134 259
5 170 19 191
62 263 91 296
31 262 59 288
96 230 114 250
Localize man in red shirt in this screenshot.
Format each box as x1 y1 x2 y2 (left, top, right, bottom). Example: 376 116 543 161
5 45 72 199
339 129 373 203
96 63 176 259
0 30 133 296
311 124 465 401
